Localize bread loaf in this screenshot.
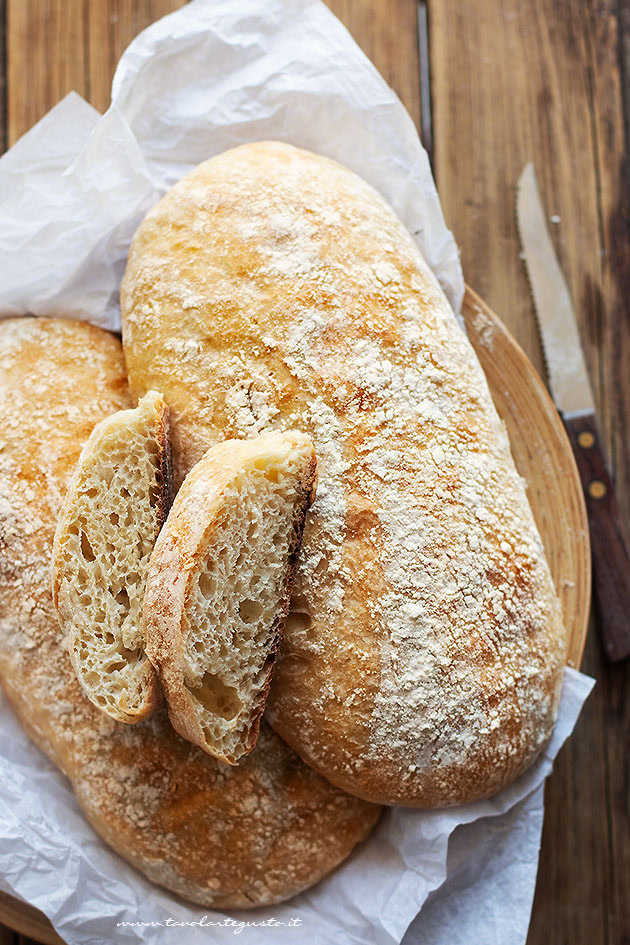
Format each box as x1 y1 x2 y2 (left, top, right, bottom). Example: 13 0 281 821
0 317 380 906
121 141 567 808
144 430 317 764
52 390 171 724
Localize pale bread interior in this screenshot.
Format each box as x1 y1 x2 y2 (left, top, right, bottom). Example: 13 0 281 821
180 432 316 763
52 390 171 723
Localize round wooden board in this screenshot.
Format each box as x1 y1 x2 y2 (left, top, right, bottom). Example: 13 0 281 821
0 288 591 945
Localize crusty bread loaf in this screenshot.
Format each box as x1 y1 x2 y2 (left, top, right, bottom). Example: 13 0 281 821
121 140 567 808
144 430 317 764
0 317 380 907
52 389 172 724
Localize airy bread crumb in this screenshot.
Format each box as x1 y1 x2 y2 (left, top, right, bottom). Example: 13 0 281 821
144 430 317 764
52 390 172 723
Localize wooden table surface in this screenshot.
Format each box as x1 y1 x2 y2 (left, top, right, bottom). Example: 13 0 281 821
1 1 628 943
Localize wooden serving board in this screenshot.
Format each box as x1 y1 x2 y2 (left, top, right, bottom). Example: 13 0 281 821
0 288 590 944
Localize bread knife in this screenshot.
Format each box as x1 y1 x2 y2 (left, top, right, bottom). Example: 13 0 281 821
516 162 630 662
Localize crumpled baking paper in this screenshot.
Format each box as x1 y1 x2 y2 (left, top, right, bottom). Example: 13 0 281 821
0 1 593 943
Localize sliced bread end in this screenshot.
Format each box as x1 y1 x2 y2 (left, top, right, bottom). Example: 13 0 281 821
52 390 172 724
144 430 317 763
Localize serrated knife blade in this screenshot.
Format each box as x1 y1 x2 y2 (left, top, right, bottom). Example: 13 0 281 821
516 162 595 417
516 162 630 663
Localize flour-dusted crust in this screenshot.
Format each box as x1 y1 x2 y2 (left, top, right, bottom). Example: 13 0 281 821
0 317 380 907
52 390 171 724
121 141 567 808
144 430 317 765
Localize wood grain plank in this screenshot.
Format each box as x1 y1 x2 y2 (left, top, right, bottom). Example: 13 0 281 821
0 925 14 945
7 1 85 144
585 1 630 531
430 2 630 944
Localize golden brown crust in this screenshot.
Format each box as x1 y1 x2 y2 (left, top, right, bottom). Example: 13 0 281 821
144 432 317 765
122 141 567 808
0 317 380 907
155 394 175 528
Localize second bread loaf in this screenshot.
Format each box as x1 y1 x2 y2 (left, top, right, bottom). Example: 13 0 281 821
0 317 379 908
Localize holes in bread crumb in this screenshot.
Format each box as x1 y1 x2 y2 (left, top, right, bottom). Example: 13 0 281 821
198 572 217 599
115 588 130 612
188 673 242 721
121 646 142 664
80 532 96 562
239 599 263 623
285 598 312 637
148 467 164 509
109 512 119 526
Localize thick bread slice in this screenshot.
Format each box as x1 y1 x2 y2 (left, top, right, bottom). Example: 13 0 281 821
0 318 380 908
121 141 567 808
144 430 317 764
52 389 172 723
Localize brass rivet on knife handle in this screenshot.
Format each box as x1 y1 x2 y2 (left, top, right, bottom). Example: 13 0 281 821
588 480 606 500
564 413 630 662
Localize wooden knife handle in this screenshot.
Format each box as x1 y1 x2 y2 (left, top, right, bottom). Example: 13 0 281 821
564 413 630 662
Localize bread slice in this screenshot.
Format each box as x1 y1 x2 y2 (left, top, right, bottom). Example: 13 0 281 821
143 430 317 765
52 389 172 724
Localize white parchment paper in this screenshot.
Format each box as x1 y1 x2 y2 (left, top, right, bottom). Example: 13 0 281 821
0 1 593 943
